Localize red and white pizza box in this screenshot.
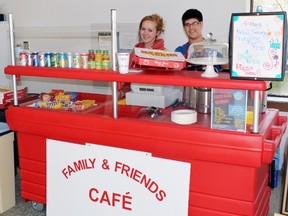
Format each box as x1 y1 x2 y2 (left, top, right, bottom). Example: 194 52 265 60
0 86 28 105
134 48 186 69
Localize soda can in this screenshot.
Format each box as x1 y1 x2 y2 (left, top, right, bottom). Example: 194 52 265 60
73 53 81 68
45 52 52 67
58 52 67 68
67 52 73 68
51 52 58 68
32 52 39 66
38 52 45 67
80 53 88 69
26 52 33 66
19 51 27 66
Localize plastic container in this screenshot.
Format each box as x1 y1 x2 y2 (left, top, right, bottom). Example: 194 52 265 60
195 87 211 113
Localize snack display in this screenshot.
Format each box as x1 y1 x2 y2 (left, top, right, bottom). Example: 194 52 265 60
32 90 95 111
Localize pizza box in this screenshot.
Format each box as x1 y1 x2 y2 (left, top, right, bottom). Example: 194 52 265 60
0 86 28 105
134 48 186 69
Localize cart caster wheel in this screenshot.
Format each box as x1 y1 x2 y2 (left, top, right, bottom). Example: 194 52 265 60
31 201 45 212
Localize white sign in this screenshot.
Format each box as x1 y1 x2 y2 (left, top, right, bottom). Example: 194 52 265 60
119 32 139 50
47 139 191 216
98 35 112 51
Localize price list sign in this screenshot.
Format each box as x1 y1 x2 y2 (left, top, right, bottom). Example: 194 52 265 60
211 89 248 132
229 12 287 81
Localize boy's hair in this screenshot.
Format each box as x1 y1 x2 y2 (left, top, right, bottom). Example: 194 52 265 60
181 9 203 25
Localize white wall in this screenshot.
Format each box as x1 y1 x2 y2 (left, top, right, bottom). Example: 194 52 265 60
0 0 250 93
0 22 11 88
4 0 250 50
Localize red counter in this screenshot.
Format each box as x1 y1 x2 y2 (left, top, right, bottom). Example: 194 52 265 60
5 66 287 215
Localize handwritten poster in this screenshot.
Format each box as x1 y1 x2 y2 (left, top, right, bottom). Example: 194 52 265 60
230 12 287 80
211 89 247 132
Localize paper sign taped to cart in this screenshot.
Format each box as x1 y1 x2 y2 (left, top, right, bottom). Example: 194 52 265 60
211 89 247 132
47 139 190 216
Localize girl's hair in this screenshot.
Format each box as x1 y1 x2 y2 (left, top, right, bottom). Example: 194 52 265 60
138 14 165 34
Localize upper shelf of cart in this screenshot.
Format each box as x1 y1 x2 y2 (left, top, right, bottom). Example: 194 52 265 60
4 65 267 91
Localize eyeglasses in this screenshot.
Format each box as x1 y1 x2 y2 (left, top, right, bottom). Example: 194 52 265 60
184 21 201 28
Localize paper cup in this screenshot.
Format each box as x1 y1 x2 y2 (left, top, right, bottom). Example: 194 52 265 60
117 53 130 74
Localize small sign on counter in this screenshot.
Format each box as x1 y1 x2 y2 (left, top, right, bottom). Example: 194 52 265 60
211 88 247 132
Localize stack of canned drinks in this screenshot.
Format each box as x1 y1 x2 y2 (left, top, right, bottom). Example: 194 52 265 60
18 50 111 70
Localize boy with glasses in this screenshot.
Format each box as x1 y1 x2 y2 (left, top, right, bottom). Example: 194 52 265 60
175 9 222 72
175 9 205 59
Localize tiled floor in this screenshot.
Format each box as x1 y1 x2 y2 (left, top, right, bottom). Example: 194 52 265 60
269 170 284 216
1 170 285 216
1 173 46 216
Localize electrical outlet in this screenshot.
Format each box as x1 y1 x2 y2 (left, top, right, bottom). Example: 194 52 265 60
98 32 111 36
23 41 30 50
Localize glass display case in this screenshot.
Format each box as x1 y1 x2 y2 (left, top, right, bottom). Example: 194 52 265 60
186 41 228 78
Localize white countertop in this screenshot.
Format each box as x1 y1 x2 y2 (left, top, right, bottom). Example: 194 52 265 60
267 96 288 102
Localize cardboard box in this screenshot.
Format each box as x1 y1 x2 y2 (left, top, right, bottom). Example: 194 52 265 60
0 131 15 213
134 48 186 69
0 87 28 105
